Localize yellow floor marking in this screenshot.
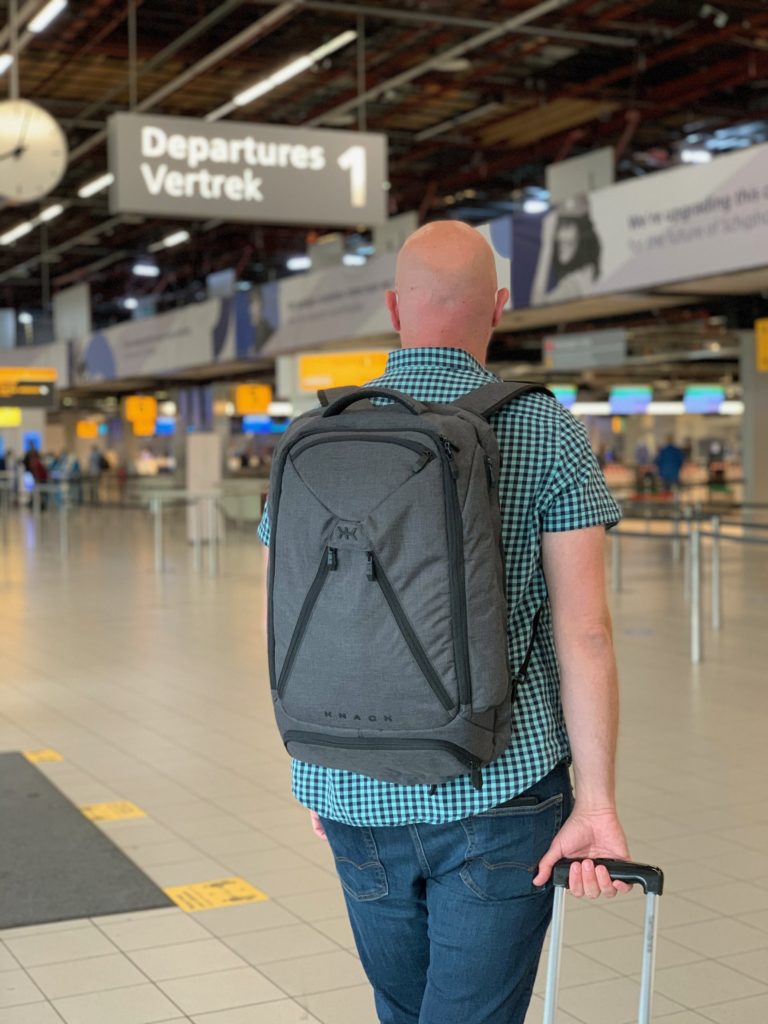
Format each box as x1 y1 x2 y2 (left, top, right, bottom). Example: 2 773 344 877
24 749 64 763
165 877 269 912
80 800 147 822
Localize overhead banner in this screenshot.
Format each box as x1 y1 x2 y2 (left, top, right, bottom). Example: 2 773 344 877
262 253 398 356
513 142 768 307
70 297 237 385
108 113 388 227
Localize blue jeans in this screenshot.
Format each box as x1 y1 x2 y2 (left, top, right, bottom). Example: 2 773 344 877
319 761 573 1024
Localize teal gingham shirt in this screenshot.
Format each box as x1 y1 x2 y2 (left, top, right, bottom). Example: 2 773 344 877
258 347 621 826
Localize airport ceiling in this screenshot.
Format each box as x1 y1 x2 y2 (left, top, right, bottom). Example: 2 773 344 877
2 0 768 332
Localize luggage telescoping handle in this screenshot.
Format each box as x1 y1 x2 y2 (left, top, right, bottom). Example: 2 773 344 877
321 387 428 418
544 859 664 1024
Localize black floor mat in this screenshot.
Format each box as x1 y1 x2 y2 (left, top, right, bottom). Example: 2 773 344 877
0 752 173 929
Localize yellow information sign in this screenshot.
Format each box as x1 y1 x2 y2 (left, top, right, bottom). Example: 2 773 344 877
76 421 100 440
756 318 768 373
165 877 269 913
125 396 158 422
132 418 156 438
235 383 272 415
81 801 146 822
24 749 64 763
0 408 22 427
0 367 57 384
298 351 390 393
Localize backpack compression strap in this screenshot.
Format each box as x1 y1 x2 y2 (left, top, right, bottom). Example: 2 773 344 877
451 381 553 420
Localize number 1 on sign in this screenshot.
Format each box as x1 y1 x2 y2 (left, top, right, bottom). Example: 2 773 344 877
338 145 367 209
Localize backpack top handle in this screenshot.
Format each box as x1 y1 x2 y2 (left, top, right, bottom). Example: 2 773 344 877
320 387 428 418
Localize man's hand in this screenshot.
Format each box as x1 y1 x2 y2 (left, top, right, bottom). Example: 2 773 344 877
534 805 631 898
310 811 328 841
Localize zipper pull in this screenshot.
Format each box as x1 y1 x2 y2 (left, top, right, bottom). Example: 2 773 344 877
440 436 459 479
471 765 484 791
327 547 338 570
428 784 438 797
484 456 495 489
366 551 376 581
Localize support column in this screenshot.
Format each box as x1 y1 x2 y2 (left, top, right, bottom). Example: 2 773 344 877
741 328 768 504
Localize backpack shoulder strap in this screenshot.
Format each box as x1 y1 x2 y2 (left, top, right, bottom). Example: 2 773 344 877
451 381 553 420
318 386 363 408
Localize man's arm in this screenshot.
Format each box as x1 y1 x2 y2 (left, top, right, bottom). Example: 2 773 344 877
533 525 631 899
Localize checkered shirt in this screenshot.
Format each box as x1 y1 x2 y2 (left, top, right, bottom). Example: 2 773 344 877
258 347 621 825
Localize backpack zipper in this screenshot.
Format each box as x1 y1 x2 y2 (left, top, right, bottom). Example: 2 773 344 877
276 547 335 696
290 433 434 461
367 552 455 712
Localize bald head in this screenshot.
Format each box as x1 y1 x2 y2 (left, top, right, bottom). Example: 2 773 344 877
385 221 508 362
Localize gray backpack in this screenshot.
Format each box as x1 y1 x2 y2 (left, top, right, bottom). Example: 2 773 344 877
267 381 551 790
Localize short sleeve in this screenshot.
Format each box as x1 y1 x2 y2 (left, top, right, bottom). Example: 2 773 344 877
257 500 271 546
540 414 621 532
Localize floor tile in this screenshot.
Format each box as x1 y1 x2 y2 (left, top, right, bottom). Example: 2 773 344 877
249 867 338 899
718 947 768 984
192 1002 322 1023
4 926 117 969
0 948 18 973
258 951 367 997
576 933 702 974
0 971 44 1008
157 967 285 1014
96 912 212 952
128 938 248 981
698 992 768 1023
194 902 302 938
532 946 619 994
224 924 340 965
311 918 356 949
51 983 181 1024
664 917 768 958
277 890 349 923
296 985 378 1024
0 1005 69 1024
28 953 147 999
557 976 683 1024
681 881 768 917
654 959 767 1008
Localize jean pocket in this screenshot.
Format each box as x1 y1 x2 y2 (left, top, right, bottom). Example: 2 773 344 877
320 818 389 902
459 794 564 902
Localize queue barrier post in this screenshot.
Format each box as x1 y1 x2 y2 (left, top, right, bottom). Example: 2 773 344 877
711 515 722 632
690 524 703 665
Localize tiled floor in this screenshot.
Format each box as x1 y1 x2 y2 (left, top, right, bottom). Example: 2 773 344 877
1 505 767 1024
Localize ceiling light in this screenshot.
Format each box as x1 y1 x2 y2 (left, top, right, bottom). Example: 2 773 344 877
433 57 472 73
647 401 685 415
78 172 114 198
342 253 367 266
28 0 68 33
286 255 312 272
18 312 33 325
268 400 294 418
133 261 160 278
149 230 191 252
123 297 139 310
681 148 712 164
232 30 356 108
571 402 611 416
719 400 744 415
39 203 64 223
523 198 549 215
0 221 34 245
0 53 14 76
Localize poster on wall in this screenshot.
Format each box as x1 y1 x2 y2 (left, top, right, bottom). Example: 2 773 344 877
513 142 768 308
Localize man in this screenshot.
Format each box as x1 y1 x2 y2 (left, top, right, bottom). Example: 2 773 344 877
655 435 686 496
259 221 629 1024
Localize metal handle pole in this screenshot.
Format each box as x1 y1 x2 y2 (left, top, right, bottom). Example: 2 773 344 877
638 893 659 1024
543 886 566 1024
152 498 164 573
690 524 702 665
711 515 722 631
207 495 218 576
611 532 622 593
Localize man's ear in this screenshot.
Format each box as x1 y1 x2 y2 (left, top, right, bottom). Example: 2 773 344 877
385 289 401 332
492 288 510 328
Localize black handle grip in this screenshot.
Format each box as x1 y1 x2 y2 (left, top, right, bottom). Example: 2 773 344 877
321 387 427 418
552 858 664 895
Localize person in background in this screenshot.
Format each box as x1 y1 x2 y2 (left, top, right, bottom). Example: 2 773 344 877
655 435 686 496
26 448 49 509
